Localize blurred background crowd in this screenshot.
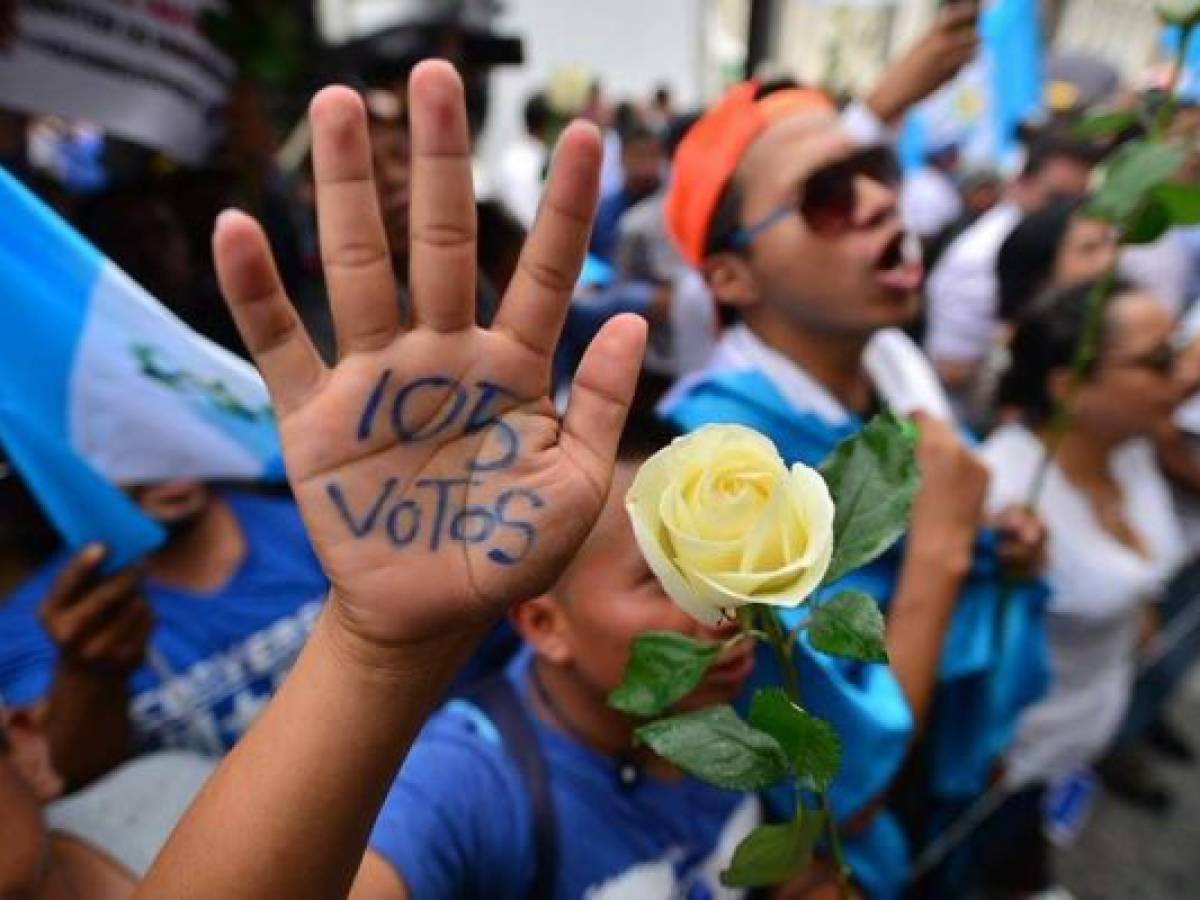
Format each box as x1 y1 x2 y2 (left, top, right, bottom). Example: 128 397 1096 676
7 1 1200 898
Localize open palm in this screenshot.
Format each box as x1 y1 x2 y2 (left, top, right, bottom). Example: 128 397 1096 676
212 62 646 657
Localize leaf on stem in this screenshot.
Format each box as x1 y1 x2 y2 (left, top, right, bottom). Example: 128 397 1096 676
719 810 826 888
609 631 722 717
1072 109 1137 140
1152 181 1200 225
818 411 919 586
635 705 789 791
748 687 842 791
1089 139 1186 223
808 590 889 664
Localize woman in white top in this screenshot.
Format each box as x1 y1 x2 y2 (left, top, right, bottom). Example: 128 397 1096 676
977 278 1187 892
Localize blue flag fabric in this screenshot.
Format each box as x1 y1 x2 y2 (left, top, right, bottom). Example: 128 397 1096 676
0 166 282 569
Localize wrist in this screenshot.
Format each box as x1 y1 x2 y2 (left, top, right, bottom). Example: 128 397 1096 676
864 86 906 128
55 653 136 684
317 596 489 693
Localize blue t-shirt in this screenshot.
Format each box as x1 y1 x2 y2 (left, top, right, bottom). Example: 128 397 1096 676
369 651 761 899
0 490 328 753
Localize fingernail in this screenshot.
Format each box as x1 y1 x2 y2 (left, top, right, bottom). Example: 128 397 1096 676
213 208 242 235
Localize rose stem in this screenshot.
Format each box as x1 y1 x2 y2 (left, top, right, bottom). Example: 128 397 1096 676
760 607 851 899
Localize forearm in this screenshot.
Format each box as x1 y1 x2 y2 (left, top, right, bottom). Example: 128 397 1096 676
45 665 134 789
137 600 485 900
885 544 969 731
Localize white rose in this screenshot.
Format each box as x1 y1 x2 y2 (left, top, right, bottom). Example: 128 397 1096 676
626 424 835 626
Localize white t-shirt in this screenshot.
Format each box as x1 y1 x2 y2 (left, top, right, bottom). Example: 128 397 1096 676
901 166 963 239
980 425 1187 787
925 202 1021 364
493 134 547 230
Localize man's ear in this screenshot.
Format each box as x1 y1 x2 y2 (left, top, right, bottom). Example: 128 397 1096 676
703 252 759 309
1047 367 1075 410
510 596 573 666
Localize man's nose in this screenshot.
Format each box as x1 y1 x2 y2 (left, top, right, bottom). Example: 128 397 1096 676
853 175 898 230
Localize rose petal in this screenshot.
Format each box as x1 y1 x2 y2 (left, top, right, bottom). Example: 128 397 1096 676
626 498 725 626
785 464 835 568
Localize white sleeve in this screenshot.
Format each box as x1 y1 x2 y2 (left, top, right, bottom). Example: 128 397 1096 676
924 247 1000 363
840 101 892 148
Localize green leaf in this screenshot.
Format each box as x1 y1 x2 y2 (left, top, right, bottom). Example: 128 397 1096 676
748 688 842 791
720 811 826 888
1152 182 1200 225
818 411 919 585
808 590 889 663
1089 140 1186 223
1157 0 1200 29
635 705 789 791
608 632 722 717
1123 197 1172 245
1072 109 1137 140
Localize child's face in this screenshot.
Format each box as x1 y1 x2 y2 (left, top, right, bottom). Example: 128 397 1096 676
546 464 755 711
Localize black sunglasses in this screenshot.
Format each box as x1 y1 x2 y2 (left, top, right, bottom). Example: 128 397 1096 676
729 146 901 249
1109 343 1176 375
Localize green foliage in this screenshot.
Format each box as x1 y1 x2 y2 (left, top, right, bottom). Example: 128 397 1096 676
720 811 826 888
1152 182 1200 225
1072 109 1138 140
749 688 842 791
1088 140 1186 225
818 412 919 586
635 705 789 791
808 591 889 663
608 632 721 717
1123 197 1173 245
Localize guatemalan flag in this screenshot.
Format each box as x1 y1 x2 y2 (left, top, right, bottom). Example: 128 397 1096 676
0 166 282 570
899 0 1044 171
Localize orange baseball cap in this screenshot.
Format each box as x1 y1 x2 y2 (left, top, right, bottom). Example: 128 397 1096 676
664 80 834 267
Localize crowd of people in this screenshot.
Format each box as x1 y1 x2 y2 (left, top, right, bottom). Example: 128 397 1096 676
4 2 1200 899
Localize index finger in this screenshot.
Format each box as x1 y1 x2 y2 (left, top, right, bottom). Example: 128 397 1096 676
43 544 106 612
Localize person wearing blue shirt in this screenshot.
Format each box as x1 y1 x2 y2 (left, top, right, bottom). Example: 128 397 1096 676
656 66 1049 897
0 482 328 789
588 125 665 265
350 424 845 899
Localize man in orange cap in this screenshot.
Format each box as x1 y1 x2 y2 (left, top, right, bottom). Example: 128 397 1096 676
658 4 1054 896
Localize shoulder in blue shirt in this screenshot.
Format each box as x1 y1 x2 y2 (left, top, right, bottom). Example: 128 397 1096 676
0 489 329 754
368 651 759 900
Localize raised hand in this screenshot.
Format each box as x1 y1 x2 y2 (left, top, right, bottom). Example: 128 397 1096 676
865 1 980 125
212 62 646 668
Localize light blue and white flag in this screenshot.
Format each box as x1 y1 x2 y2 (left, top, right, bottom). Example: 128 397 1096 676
0 167 282 570
900 0 1043 171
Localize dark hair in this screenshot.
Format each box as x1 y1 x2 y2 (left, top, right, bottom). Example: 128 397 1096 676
621 124 660 151
997 277 1133 423
523 92 550 136
996 197 1086 324
617 383 682 462
1021 135 1098 179
613 101 642 140
664 112 700 160
653 84 672 106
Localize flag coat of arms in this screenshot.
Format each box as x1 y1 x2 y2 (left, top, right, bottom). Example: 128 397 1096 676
0 167 282 569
